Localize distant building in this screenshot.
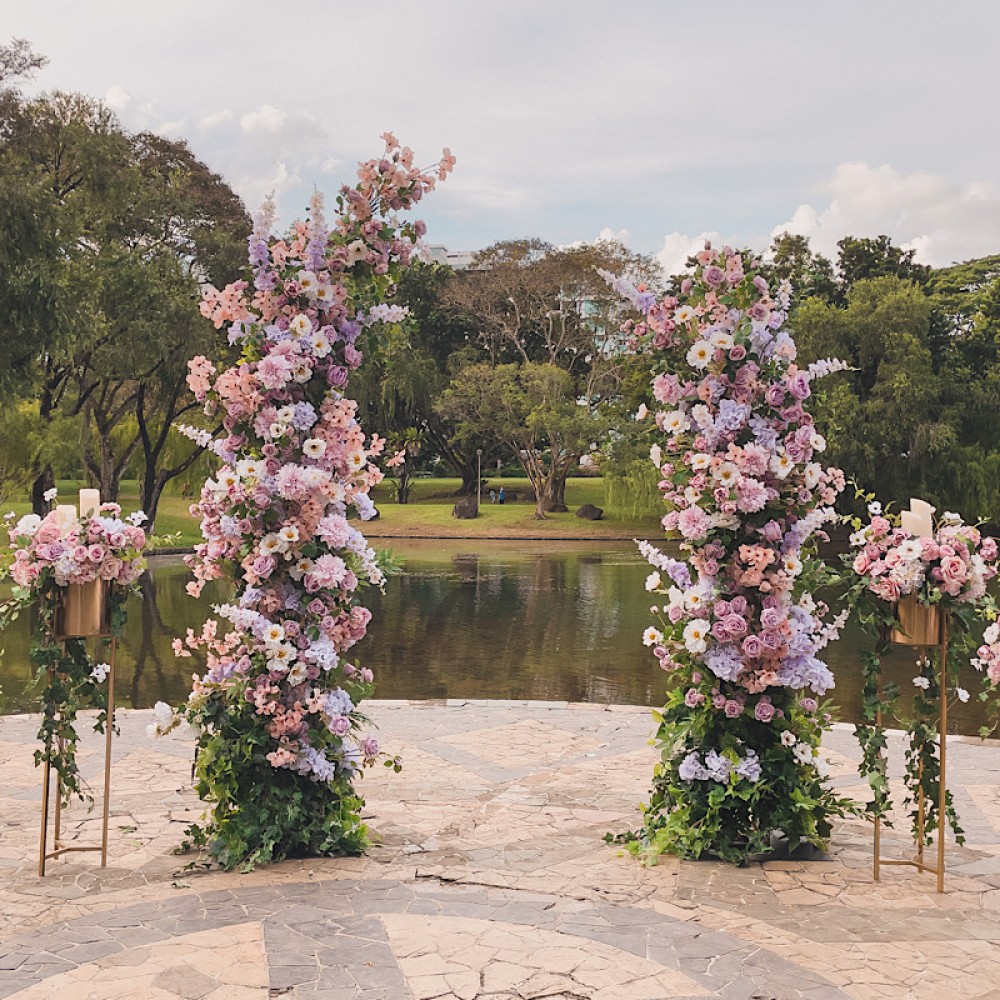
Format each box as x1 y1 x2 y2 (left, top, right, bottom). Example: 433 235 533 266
425 244 476 270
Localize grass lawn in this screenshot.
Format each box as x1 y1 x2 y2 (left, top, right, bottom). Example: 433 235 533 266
3 476 663 549
366 477 661 539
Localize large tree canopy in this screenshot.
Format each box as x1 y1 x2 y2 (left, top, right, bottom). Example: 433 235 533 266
0 83 248 524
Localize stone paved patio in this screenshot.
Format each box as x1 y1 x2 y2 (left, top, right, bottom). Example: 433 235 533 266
3 701 1000 999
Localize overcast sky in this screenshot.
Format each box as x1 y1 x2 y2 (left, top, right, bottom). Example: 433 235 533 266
6 0 999 274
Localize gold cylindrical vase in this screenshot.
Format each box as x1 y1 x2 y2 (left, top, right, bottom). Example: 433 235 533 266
889 594 942 646
57 580 108 638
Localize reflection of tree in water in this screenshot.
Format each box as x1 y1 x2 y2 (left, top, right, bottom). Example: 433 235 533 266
124 568 170 708
359 548 660 705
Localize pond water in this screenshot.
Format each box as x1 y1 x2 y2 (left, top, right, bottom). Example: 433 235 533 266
0 540 991 734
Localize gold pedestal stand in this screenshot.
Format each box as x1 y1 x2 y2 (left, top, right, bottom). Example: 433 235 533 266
38 582 115 877
874 594 948 893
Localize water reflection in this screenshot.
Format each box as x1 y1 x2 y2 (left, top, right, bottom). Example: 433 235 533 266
0 541 993 735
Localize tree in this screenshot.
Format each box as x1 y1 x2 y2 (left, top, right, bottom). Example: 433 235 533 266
0 87 247 523
352 262 494 495
836 235 931 293
436 363 603 518
794 276 941 503
765 232 838 305
442 238 662 506
0 37 46 88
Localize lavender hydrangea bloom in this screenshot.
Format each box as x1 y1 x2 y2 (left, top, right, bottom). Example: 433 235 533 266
715 399 750 435
678 751 710 781
322 688 354 718
295 745 335 782
704 749 731 783
735 750 762 782
705 644 743 682
292 402 318 430
777 655 835 695
339 319 362 344
748 414 780 451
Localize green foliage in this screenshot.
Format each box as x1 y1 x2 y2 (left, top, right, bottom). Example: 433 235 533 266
436 362 604 515
603 459 663 520
0 86 247 519
181 691 369 870
0 573 131 804
610 685 856 865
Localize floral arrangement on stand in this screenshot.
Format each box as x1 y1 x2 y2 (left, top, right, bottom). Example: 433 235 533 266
601 245 855 864
844 495 998 845
0 491 147 800
161 134 454 869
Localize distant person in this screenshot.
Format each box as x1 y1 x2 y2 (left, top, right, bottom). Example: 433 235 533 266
498 487 506 505
182 480 192 499
489 489 497 504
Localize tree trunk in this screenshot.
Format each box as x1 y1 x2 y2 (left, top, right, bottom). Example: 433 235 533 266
396 467 411 504
31 463 56 517
31 380 57 516
546 470 569 513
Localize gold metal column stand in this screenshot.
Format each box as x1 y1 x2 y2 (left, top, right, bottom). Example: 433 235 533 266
874 596 948 893
38 581 115 877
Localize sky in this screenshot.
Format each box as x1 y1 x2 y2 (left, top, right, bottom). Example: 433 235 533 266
5 0 1000 275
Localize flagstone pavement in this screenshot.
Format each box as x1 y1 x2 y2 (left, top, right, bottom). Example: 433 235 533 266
4 701 1000 1000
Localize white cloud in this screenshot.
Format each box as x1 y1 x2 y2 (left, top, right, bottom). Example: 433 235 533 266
236 161 298 217
240 104 327 145
199 108 233 130
104 84 131 111
597 226 630 245
656 231 735 279
772 162 1000 267
154 119 187 139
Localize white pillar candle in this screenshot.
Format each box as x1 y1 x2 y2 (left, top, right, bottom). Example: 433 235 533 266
909 498 935 537
55 504 78 528
900 510 923 537
908 498 935 538
79 489 101 518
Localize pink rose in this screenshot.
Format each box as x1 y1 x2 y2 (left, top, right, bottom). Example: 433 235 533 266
939 555 967 586
754 700 776 723
99 557 123 580
742 635 764 658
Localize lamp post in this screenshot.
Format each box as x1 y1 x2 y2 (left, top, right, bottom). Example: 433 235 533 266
476 448 482 514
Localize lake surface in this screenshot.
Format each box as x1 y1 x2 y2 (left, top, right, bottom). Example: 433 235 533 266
0 540 991 734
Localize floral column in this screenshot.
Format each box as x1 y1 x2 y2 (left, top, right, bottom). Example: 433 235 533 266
604 245 853 863
171 136 453 868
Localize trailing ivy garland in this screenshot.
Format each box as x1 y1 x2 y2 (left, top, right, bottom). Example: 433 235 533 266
844 496 997 846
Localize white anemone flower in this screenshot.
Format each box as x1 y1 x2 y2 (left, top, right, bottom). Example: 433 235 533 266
686 340 713 370
662 410 687 435
259 534 283 556
682 620 710 653
288 314 312 338
303 438 327 459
